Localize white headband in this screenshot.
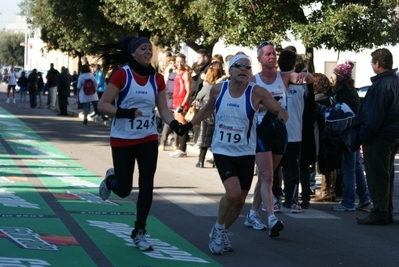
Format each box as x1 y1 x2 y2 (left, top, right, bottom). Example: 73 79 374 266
228 54 250 69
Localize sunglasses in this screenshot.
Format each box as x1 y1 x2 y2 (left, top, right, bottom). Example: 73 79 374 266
232 63 252 70
258 41 274 49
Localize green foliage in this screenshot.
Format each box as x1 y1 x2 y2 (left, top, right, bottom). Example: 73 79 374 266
19 0 399 59
0 32 24 65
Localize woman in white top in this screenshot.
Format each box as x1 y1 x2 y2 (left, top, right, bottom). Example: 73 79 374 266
77 64 98 124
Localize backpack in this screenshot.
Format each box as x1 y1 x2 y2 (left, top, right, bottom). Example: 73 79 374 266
323 101 355 154
83 79 96 95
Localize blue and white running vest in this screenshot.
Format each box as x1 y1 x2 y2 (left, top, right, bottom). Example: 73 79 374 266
110 66 158 139
211 81 257 156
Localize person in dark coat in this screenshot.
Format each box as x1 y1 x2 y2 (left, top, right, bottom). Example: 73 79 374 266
57 66 71 116
27 69 38 108
311 73 340 202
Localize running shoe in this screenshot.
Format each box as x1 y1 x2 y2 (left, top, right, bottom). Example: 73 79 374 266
13 99 16 104
268 216 284 238
132 230 153 251
223 231 233 252
209 227 225 255
291 204 302 214
332 204 355 212
244 212 266 230
99 168 114 200
170 150 187 158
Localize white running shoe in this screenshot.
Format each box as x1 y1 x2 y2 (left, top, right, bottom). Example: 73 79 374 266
5 98 9 104
99 168 114 200
268 215 284 238
132 230 153 251
223 231 233 252
170 150 187 158
13 99 16 104
208 227 225 255
244 212 267 230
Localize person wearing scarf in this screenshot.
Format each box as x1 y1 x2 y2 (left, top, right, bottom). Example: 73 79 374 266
97 36 185 251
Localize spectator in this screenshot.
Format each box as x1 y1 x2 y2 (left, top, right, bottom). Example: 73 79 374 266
311 73 340 202
17 71 28 103
46 63 60 108
169 53 192 158
194 61 223 168
6 66 17 104
27 69 38 108
57 66 72 116
355 48 399 225
77 64 98 125
330 60 371 212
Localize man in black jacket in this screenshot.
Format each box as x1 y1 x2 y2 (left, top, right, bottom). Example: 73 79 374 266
57 66 71 116
46 63 60 108
356 48 399 226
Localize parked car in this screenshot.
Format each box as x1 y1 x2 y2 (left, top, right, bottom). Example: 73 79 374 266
357 86 369 101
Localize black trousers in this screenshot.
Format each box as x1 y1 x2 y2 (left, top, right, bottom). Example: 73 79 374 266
28 89 37 108
109 141 158 236
363 138 399 221
58 95 68 115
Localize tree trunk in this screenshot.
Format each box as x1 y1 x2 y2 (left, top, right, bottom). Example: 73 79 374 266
305 47 315 73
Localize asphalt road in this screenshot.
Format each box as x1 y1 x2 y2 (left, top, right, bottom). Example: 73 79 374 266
0 83 398 267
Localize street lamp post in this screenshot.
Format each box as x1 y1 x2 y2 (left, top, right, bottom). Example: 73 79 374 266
24 18 28 70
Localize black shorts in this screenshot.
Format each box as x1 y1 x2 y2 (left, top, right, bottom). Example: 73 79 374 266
213 153 255 190
7 85 16 91
256 112 287 154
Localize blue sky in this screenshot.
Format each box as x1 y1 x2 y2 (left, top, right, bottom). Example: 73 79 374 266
0 0 22 28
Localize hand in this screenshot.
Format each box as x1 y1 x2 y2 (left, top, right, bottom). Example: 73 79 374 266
115 107 139 119
170 120 193 136
271 117 286 135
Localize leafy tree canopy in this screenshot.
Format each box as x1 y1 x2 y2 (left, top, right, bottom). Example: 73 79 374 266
20 0 399 58
0 32 24 66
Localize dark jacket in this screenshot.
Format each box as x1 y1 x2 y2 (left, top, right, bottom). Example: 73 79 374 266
57 71 72 97
27 71 38 91
355 69 399 143
190 62 210 103
17 76 28 87
315 92 340 173
300 84 317 165
335 87 360 115
46 68 60 88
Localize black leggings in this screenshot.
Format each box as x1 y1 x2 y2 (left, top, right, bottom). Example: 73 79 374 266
109 140 158 235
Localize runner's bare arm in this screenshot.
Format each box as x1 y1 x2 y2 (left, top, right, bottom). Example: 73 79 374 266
190 83 221 126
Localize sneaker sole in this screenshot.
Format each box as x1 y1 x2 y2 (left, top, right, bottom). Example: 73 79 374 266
269 221 284 238
244 221 266 231
99 180 111 200
332 206 356 212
